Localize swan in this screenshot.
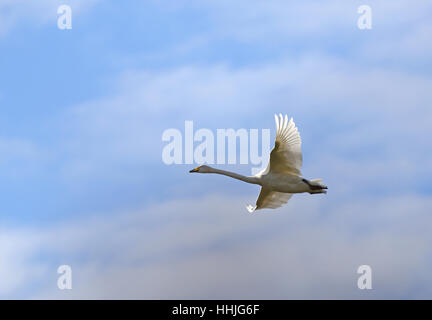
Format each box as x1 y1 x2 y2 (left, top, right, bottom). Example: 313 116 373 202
189 114 327 212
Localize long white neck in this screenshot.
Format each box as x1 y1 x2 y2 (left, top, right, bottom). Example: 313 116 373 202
205 167 261 185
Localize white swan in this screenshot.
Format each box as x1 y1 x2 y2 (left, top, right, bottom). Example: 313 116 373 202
189 114 327 212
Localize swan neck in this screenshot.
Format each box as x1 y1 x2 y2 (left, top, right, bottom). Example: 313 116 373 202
208 167 260 185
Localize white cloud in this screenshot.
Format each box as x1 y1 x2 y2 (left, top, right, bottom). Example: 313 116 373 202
1 193 431 299
152 1 431 48
0 230 47 296
56 54 432 195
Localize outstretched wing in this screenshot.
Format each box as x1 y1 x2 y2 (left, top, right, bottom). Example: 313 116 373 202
269 114 303 176
246 187 292 212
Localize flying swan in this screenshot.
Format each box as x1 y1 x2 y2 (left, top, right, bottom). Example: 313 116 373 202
189 114 327 212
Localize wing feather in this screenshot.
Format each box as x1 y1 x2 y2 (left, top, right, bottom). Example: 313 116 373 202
269 114 302 175
247 187 292 212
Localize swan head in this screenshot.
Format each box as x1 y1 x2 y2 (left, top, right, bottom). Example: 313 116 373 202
189 165 211 173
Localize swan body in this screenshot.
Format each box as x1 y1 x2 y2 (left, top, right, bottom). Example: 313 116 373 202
259 172 310 194
189 114 327 212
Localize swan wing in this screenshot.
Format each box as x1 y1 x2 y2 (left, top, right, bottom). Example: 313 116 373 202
247 187 292 212
269 114 302 176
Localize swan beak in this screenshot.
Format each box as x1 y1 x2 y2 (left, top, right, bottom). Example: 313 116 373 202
189 167 199 173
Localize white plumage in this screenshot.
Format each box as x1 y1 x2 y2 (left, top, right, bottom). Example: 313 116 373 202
190 114 327 212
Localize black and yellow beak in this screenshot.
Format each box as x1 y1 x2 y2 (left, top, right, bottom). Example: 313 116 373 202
189 166 200 173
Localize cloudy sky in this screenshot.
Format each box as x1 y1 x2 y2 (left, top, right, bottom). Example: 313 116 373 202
1 0 431 299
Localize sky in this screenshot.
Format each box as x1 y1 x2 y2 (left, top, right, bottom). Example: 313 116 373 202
1 0 432 299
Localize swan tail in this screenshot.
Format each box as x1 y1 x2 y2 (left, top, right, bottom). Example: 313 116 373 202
304 178 328 194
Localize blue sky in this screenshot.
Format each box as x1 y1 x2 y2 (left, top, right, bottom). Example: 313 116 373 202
1 0 432 298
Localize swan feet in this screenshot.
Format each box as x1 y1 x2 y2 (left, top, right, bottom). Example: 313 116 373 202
246 205 257 213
